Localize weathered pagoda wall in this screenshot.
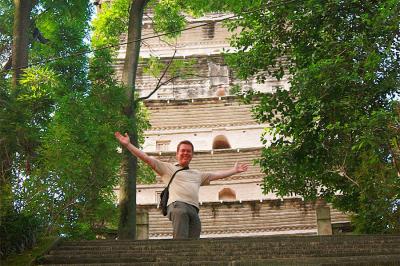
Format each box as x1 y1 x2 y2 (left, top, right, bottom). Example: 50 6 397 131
143 96 268 152
112 12 289 100
138 198 350 239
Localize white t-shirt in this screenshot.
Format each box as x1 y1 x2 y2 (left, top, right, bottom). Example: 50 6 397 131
154 159 211 208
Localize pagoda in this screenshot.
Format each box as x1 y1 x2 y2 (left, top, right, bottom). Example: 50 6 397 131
112 9 350 239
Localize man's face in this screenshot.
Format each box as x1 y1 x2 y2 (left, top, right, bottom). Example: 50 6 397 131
176 143 193 167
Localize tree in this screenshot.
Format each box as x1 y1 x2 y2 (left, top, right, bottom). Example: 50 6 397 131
92 0 190 239
19 0 132 238
118 0 150 240
1 0 133 243
91 0 148 240
11 0 33 87
222 0 400 233
0 0 14 68
0 0 34 219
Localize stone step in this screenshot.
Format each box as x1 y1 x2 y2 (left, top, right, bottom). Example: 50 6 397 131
47 248 400 260
50 245 387 253
36 254 400 266
52 240 400 250
57 234 400 244
49 238 400 248
35 235 400 265
38 254 400 265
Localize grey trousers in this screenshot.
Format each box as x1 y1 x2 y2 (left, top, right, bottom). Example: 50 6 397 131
167 201 201 239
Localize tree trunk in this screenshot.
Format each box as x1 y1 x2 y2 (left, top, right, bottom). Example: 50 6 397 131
1 0 34 215
118 0 149 240
12 0 33 87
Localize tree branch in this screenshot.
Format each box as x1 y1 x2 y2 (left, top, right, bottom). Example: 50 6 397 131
143 13 177 47
389 138 400 177
46 177 96 234
328 166 360 187
137 49 177 101
33 27 49 44
340 168 360 187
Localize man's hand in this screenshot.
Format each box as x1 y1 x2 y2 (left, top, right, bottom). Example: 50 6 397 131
234 162 249 174
114 131 160 174
115 132 130 147
209 161 249 181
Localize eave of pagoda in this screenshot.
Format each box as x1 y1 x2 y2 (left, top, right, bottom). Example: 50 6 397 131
117 13 238 60
144 96 265 131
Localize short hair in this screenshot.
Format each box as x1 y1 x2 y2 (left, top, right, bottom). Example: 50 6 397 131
177 140 194 152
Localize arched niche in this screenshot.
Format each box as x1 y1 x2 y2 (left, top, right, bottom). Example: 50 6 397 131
218 188 236 201
212 135 231 149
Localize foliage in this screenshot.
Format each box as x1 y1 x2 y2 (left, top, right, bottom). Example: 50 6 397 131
91 0 152 184
223 0 400 233
1 0 141 240
1 235 57 266
18 79 128 237
30 0 92 93
137 160 156 184
142 56 196 87
0 65 58 222
0 211 41 259
90 0 130 47
0 0 13 66
177 0 262 17
151 0 186 39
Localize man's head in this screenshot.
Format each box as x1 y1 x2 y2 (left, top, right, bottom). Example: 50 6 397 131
176 140 194 167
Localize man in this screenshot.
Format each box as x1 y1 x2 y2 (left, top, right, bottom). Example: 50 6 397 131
114 131 249 239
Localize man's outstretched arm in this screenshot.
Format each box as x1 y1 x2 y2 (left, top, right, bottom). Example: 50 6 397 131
115 131 160 174
208 162 249 181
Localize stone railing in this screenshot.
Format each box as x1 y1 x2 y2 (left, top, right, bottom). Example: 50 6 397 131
136 198 351 239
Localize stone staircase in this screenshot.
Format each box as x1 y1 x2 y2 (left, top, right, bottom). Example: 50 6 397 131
34 235 400 265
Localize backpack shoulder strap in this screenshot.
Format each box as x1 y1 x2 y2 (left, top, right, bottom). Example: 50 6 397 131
166 166 189 189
